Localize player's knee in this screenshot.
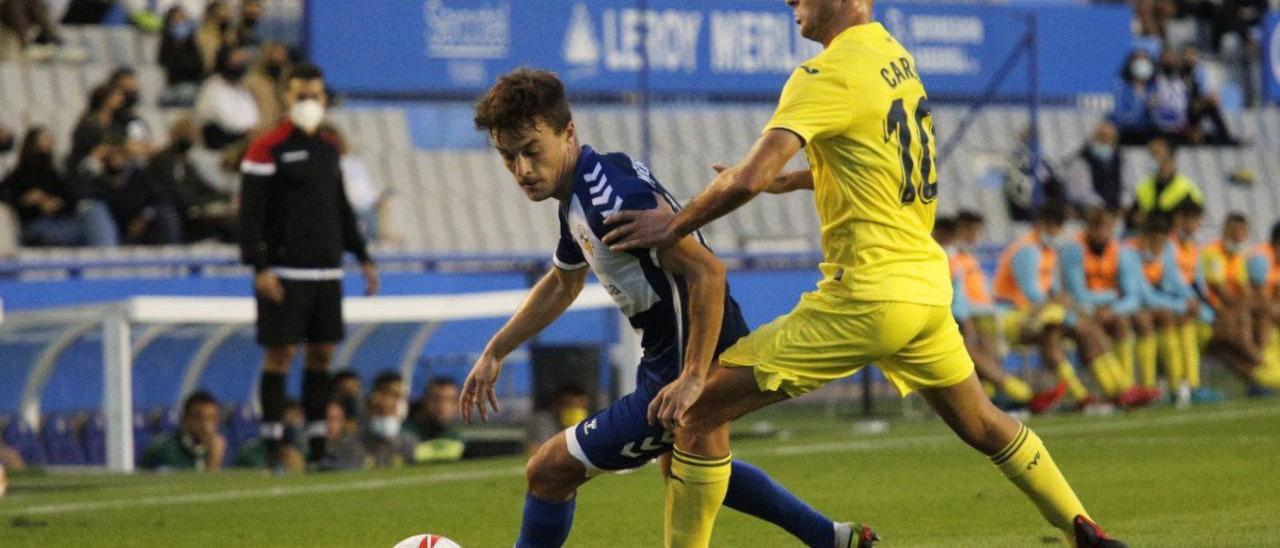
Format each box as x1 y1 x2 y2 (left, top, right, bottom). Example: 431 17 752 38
304 346 334 371
264 346 297 372
525 443 582 500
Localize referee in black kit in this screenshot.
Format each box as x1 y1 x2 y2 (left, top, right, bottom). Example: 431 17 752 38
239 63 379 469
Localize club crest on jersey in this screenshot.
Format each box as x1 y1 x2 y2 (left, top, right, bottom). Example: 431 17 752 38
576 223 594 256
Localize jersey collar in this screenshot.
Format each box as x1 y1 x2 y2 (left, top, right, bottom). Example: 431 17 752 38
829 22 889 48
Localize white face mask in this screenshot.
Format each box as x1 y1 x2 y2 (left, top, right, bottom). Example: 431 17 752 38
289 99 325 133
1131 58 1154 81
370 416 401 440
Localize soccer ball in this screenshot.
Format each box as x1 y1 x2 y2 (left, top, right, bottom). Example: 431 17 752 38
393 534 461 548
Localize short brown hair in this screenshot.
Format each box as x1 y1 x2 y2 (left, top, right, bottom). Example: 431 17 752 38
474 68 572 137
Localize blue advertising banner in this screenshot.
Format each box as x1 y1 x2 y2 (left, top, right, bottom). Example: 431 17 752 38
1265 14 1280 103
309 0 1132 100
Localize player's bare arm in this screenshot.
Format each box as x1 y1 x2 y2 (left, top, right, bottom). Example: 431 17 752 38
712 164 813 194
646 228 727 432
461 265 588 423
603 129 803 251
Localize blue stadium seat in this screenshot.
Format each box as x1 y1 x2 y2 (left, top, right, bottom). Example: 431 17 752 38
42 413 86 465
82 412 107 465
3 418 47 466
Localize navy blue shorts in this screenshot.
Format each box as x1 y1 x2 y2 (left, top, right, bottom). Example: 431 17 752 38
564 383 672 474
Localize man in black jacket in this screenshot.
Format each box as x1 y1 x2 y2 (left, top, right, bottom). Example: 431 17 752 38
239 63 379 468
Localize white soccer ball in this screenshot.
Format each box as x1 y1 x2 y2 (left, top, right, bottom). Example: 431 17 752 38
393 534 461 548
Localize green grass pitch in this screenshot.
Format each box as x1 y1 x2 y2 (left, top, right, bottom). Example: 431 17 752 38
2 400 1278 547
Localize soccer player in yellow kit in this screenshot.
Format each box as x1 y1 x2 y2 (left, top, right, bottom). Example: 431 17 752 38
603 1 1126 546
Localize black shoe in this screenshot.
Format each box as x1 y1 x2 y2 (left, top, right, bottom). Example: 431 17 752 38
1074 515 1127 548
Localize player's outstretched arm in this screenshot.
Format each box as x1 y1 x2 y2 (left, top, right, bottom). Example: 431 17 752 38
461 266 588 423
603 129 803 251
712 164 812 194
646 234 727 431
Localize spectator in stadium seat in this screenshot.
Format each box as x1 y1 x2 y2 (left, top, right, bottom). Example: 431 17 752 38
78 135 182 245
140 391 226 472
361 388 418 468
1112 50 1159 145
406 377 465 464
318 394 364 471
195 44 259 149
108 67 157 155
1064 121 1125 212
234 0 263 49
159 5 205 106
146 117 237 242
196 0 234 75
1151 49 1193 141
0 0 84 62
1001 127 1066 223
1180 47 1239 145
1131 137 1204 220
67 84 125 175
332 370 363 403
371 370 409 423
0 126 119 247
245 41 290 126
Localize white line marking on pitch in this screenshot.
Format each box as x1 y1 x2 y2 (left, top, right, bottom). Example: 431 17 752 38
3 405 1276 517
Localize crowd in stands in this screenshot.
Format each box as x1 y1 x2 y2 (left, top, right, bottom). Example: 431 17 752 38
0 371 469 477
0 0 388 253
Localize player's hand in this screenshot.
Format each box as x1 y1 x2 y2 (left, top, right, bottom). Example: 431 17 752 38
361 262 380 296
602 199 677 252
461 352 503 424
647 373 705 432
254 271 285 304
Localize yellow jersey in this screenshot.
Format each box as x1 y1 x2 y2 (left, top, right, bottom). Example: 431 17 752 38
765 22 950 306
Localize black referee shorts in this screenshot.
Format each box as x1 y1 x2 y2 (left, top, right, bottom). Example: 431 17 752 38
255 279 344 347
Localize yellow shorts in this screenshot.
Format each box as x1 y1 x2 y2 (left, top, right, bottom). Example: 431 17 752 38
999 304 1069 344
719 290 974 397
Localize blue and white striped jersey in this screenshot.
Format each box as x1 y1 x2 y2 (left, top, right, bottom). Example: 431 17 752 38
553 145 748 391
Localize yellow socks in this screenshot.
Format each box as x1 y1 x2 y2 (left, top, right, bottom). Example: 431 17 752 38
992 424 1088 540
1136 335 1158 388
1182 323 1202 389
1088 355 1120 398
1001 376 1034 404
1159 328 1185 387
666 448 731 548
1113 338 1136 387
1056 361 1090 400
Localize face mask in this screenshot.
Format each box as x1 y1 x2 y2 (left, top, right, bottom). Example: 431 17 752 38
221 65 247 82
370 416 401 440
1039 232 1060 249
289 99 326 133
168 20 195 40
173 138 195 154
1131 58 1154 81
1226 241 1244 255
266 63 284 80
1088 143 1114 160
